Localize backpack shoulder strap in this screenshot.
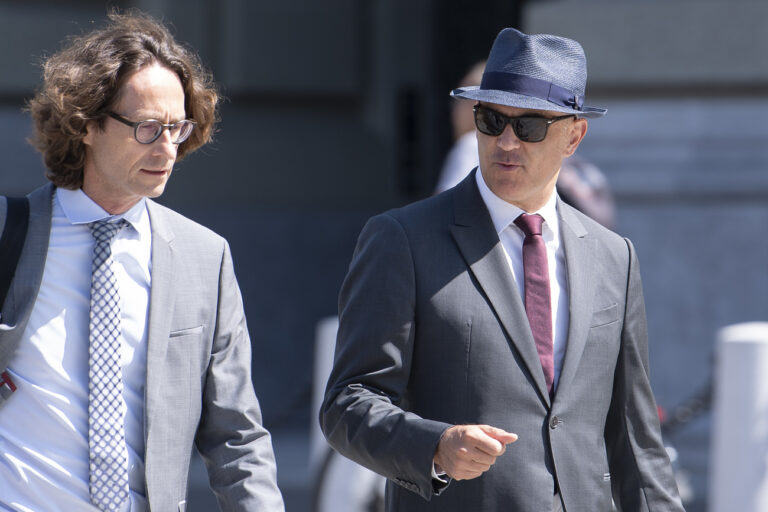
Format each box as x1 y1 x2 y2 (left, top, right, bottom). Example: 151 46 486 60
0 197 30 314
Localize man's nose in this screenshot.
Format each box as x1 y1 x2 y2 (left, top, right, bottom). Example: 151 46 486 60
496 123 521 151
154 127 178 157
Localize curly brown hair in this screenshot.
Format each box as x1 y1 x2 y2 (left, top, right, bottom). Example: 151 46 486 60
27 10 220 189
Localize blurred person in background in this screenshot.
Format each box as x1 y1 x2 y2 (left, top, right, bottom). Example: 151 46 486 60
435 60 486 195
321 28 683 511
0 11 283 511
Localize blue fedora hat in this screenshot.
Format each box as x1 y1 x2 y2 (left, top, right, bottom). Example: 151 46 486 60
451 28 606 118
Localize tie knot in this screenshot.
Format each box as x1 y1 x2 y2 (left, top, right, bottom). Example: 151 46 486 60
514 213 544 237
89 219 127 245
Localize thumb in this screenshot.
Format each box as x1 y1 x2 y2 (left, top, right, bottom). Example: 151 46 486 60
478 424 518 445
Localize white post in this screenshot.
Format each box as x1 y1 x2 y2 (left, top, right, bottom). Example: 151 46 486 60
710 322 768 511
310 316 340 473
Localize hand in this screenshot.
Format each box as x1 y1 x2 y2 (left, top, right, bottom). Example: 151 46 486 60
433 424 518 480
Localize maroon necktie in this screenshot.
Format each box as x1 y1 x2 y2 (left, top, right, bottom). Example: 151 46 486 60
514 213 554 395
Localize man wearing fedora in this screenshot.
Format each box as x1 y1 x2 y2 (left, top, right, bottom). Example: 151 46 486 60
320 28 684 511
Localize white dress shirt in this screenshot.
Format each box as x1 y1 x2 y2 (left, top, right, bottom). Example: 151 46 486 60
475 169 570 390
0 188 151 511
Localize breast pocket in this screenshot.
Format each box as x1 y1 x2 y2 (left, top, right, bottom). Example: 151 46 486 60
590 303 619 328
169 325 204 338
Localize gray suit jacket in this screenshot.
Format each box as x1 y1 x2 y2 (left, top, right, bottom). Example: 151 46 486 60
0 184 284 512
321 171 684 511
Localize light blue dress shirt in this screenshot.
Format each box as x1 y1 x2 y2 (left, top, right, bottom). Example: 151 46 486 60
0 188 151 511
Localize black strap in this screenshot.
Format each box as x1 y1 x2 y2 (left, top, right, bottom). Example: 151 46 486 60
0 197 30 314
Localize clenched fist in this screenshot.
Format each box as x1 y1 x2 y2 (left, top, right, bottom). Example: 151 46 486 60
433 424 518 480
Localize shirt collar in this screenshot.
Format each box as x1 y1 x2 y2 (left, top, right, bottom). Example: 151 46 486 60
57 187 149 236
475 168 560 239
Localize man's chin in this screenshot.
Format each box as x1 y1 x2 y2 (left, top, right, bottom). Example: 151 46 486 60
146 185 168 199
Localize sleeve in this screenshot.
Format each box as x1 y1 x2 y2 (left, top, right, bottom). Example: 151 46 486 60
604 238 685 511
319 213 452 501
194 240 285 512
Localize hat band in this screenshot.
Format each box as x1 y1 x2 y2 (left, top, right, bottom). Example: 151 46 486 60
480 71 583 111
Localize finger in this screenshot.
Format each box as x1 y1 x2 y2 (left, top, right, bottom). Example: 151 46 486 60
472 432 505 456
452 468 486 481
478 424 518 445
455 453 500 478
467 458 494 472
464 450 496 467
451 456 493 473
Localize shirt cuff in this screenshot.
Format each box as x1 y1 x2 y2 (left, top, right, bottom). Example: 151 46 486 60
430 462 450 495
431 462 448 481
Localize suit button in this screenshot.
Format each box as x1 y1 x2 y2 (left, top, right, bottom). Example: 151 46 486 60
550 416 560 429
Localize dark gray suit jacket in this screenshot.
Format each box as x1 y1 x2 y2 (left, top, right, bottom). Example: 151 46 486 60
0 184 284 512
321 171 684 511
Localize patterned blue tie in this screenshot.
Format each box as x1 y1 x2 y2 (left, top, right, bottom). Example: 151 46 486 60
88 219 130 510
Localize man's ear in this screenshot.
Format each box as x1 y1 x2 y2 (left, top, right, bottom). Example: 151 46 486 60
564 118 588 157
83 120 97 147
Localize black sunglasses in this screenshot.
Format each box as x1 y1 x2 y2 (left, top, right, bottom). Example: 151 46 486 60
107 111 196 144
473 104 574 142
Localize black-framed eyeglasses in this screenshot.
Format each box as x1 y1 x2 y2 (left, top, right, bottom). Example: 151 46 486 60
107 112 196 144
473 104 574 142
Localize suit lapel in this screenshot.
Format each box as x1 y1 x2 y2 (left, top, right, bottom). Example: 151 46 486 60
554 201 597 402
449 172 552 405
143 201 175 435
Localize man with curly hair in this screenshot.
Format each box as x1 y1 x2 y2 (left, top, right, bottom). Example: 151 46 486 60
0 11 284 511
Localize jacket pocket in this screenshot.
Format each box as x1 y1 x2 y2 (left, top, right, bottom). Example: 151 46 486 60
169 325 204 338
590 304 618 328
